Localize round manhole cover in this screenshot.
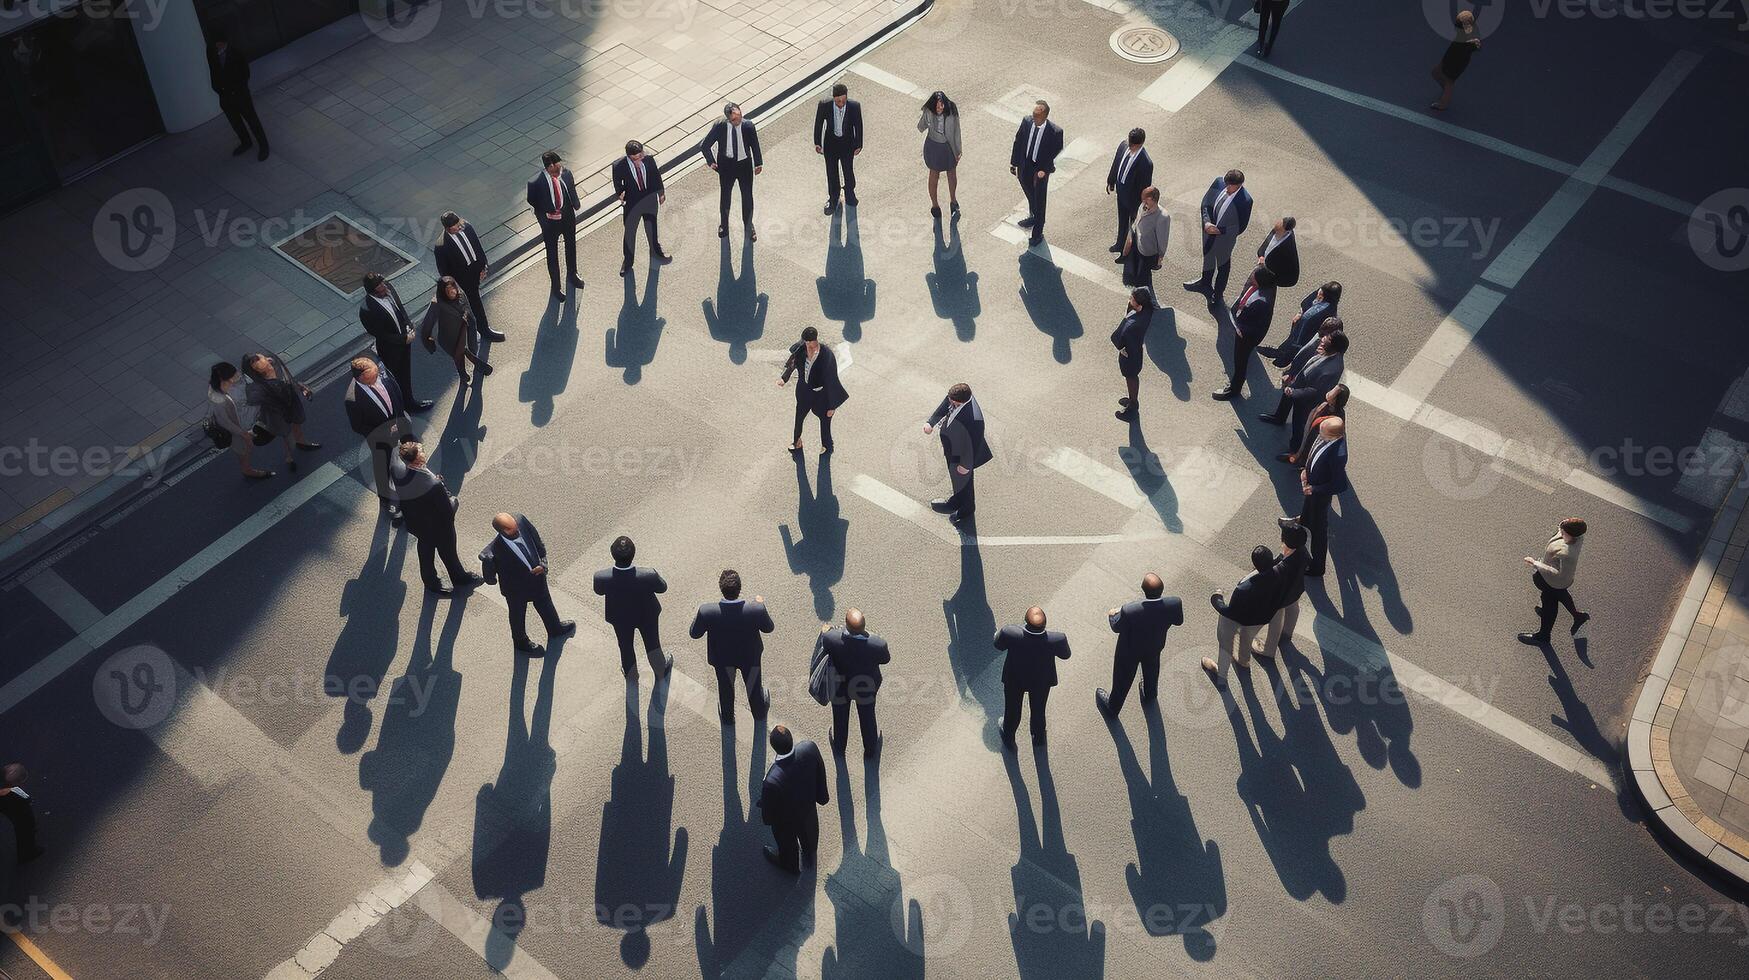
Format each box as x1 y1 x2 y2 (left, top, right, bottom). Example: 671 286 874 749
1111 24 1180 64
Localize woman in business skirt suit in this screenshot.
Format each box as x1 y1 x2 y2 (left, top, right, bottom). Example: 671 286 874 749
242 351 319 471
917 91 962 218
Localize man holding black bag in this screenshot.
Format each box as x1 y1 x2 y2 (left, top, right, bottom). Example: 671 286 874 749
813 608 889 758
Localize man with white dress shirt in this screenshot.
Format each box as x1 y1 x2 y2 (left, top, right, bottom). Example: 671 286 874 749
343 356 419 524
612 140 672 277
701 102 763 241
1105 128 1154 256
924 383 994 524
1008 100 1064 247
480 512 576 654
525 150 587 303
357 273 433 412
813 83 863 214
434 212 504 343
1254 216 1300 289
1184 169 1254 302
1214 265 1276 400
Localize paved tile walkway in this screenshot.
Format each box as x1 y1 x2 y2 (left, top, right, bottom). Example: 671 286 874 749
0 0 917 540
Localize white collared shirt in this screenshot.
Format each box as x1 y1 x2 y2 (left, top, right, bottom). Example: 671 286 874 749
1026 121 1044 161
1264 230 1289 256
449 228 476 264
803 348 818 384
941 399 966 430
727 122 747 161
773 749 793 763
500 532 536 569
1117 146 1141 184
626 155 647 190
371 292 399 320
832 101 845 137
1213 189 1235 227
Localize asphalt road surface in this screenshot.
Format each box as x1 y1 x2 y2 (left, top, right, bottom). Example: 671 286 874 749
3 1 1749 977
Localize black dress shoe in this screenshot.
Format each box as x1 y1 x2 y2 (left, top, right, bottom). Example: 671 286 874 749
1109 244 1123 253
1304 566 1325 577
828 729 844 755
824 201 837 214
997 719 1017 750
747 226 758 243
246 470 276 481
456 572 484 588
865 737 882 759
619 265 631 277
296 441 323 450
1017 217 1035 229
929 498 952 513
1113 254 1125 264
764 845 798 873
1258 414 1285 425
411 399 434 412
389 508 404 526
553 620 577 638
658 652 675 676
653 251 673 264
232 142 252 156
477 361 494 376
426 583 452 596
1118 397 1133 406
483 329 507 342
1277 516 1301 529
514 639 544 654
1211 388 1236 401
1275 452 1295 464
1096 689 1116 717
949 511 971 525
846 193 858 206
568 277 586 290
1517 632 1550 645
718 225 728 238
553 291 565 303
1571 612 1590 634
457 374 471 388
950 200 960 214
258 145 270 161
1115 409 1135 421
930 206 942 218
1029 233 1044 247
1182 280 1208 295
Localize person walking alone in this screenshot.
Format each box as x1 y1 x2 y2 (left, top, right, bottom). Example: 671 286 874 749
1519 518 1590 644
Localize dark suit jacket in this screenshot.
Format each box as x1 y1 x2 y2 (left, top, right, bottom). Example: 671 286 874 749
435 224 489 283
1257 231 1300 288
1105 145 1154 205
1304 436 1350 496
700 120 763 168
1110 307 1152 375
394 464 455 537
1273 549 1309 609
927 396 994 471
592 564 666 627
781 344 849 410
527 168 581 222
1213 570 1278 626
1296 404 1344 462
206 43 250 99
1109 596 1184 661
1199 179 1254 262
994 624 1071 689
1232 286 1275 343
689 599 774 670
1010 118 1065 173
359 287 416 356
813 99 863 151
479 515 551 602
343 373 410 442
759 741 828 830
823 628 889 699
612 155 665 211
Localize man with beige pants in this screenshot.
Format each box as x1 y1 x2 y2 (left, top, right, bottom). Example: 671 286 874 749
1202 546 1278 686
1255 523 1308 660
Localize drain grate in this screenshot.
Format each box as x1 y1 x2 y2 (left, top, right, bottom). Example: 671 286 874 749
1110 24 1180 65
272 211 418 297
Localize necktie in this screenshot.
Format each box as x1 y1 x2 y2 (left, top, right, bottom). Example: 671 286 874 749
1119 150 1134 184
550 173 562 211
634 160 645 190
454 231 474 264
729 124 739 160
1239 284 1256 308
513 537 535 567
1028 124 1041 162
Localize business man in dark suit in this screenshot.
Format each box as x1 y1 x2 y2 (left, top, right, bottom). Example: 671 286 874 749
480 512 576 654
994 606 1071 749
0 763 43 865
689 569 774 723
1202 546 1278 686
1184 169 1254 301
1261 331 1347 451
358 272 434 412
612 140 672 277
1257 0 1291 57
779 326 849 453
435 212 504 343
1112 287 1154 421
1255 523 1308 660
393 442 482 595
593 535 673 678
1009 100 1064 247
344 357 419 524
1255 216 1299 289
814 83 863 214
924 383 994 524
206 30 268 160
526 150 587 302
701 102 763 241
1213 265 1276 400
758 724 828 873
821 608 889 758
1097 573 1184 717
1105 128 1153 255
1281 417 1349 576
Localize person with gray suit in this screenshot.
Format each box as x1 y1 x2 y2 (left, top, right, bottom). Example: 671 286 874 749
1255 523 1307 660
593 535 673 678
1261 331 1347 450
994 606 1072 749
689 569 774 723
1121 186 1169 292
924 382 994 524
1203 546 1278 685
1183 169 1254 302
1097 572 1184 717
480 512 576 654
821 608 890 757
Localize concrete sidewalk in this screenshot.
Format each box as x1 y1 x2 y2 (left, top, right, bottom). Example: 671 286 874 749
0 0 926 554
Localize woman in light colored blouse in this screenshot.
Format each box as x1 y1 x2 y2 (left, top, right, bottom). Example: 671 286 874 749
1518 517 1588 644
207 361 273 480
917 90 962 218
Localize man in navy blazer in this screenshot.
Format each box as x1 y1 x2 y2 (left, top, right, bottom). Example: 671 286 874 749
435 211 504 343
813 83 863 214
1214 265 1276 400
1009 100 1064 246
689 569 774 722
758 725 828 873
1184 169 1254 301
1097 573 1184 717
994 606 1072 749
612 140 672 277
1112 287 1154 421
480 512 577 654
593 535 672 678
821 608 890 757
924 383 994 524
1255 216 1299 289
1282 417 1349 576
1105 128 1154 255
526 150 586 302
1262 331 1347 452
393 441 481 596
1203 546 1278 685
357 273 433 412
701 102 763 240
344 357 419 524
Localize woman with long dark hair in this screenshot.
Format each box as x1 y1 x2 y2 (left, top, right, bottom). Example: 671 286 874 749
917 91 962 218
243 352 319 471
207 362 273 480
426 276 493 386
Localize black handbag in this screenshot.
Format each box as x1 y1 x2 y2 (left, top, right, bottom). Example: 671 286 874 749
251 424 275 447
204 416 233 449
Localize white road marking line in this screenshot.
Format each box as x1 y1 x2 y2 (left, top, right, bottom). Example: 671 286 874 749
1040 446 1263 545
845 60 927 99
411 880 566 980
0 461 349 718
22 568 103 633
1138 27 1253 112
847 473 1157 547
1392 284 1508 403
264 862 436 980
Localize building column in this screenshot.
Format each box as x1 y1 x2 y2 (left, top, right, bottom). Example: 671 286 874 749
131 0 220 132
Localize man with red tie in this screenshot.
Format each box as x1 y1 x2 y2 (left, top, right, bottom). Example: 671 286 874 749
612 140 673 277
525 150 587 303
1213 265 1276 401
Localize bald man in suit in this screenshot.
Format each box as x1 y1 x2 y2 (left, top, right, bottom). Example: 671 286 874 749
1097 573 1184 717
994 606 1071 749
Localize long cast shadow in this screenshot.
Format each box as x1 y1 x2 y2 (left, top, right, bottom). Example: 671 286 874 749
944 538 1002 747
927 214 980 340
595 678 688 967
1006 750 1106 978
606 264 665 385
434 367 487 495
1324 492 1413 636
780 452 848 621
325 523 409 754
1143 306 1193 402
822 755 924 978
520 294 579 426
1293 599 1421 787
473 651 560 971
1106 705 1225 960
703 238 767 364
1117 417 1183 534
360 591 466 866
1018 251 1083 364
818 208 876 343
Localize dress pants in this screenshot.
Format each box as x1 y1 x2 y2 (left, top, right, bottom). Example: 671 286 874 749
1018 169 1050 231
378 342 416 405
367 440 398 507
622 211 660 265
539 216 579 293
1214 616 1262 680
415 520 468 588
220 92 268 148
613 619 665 674
715 663 769 718
1531 571 1580 637
771 813 819 872
945 464 975 518
717 159 755 227
1115 196 1138 251
1258 0 1289 53
830 692 878 753
508 587 564 644
824 146 855 202
1258 601 1301 658
1106 650 1159 713
0 792 37 860
1299 491 1334 574
792 392 833 449
456 269 490 339
1002 684 1051 744
1123 248 1158 291
1190 235 1232 296
1229 332 1262 394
